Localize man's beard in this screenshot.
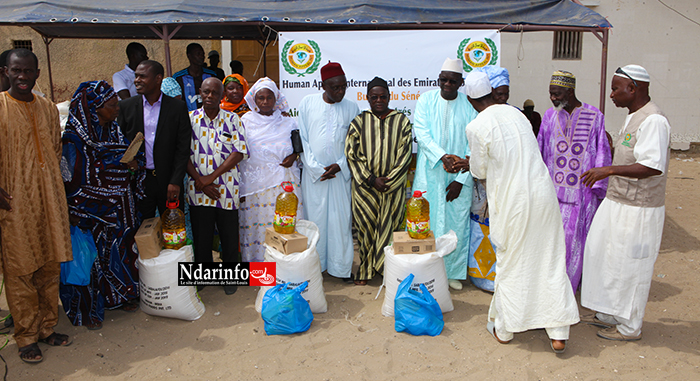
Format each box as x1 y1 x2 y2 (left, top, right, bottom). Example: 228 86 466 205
554 100 568 112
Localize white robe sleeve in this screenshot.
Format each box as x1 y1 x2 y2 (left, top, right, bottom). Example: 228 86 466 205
466 120 488 180
298 99 328 183
335 101 357 182
633 114 670 173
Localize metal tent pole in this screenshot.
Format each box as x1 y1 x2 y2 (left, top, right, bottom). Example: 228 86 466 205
41 35 55 102
149 24 183 76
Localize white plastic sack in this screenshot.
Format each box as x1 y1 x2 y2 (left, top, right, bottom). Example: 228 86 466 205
138 245 205 321
381 231 458 317
255 220 328 313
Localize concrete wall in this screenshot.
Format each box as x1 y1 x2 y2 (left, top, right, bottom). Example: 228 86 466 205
0 26 214 102
500 0 700 146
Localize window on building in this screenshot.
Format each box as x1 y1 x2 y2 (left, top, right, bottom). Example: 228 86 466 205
12 40 33 51
552 31 582 60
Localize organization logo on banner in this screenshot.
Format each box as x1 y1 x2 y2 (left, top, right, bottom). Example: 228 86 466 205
457 38 499 72
177 262 276 287
281 40 322 77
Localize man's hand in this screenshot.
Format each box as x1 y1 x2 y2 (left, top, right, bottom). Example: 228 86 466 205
195 175 214 191
445 181 463 202
280 153 298 168
126 160 139 173
320 163 341 181
452 156 470 173
202 184 221 200
581 167 611 188
441 154 457 173
373 177 391 192
167 184 180 202
0 187 12 211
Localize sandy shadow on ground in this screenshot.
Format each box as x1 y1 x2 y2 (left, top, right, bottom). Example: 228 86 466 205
660 214 700 253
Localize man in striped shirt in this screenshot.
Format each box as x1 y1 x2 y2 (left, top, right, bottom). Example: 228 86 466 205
345 77 413 285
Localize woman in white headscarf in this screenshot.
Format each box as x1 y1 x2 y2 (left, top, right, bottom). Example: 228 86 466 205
238 77 303 262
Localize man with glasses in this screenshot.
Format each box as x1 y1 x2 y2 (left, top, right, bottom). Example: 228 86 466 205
298 62 360 283
537 70 611 293
412 58 478 290
580 65 671 342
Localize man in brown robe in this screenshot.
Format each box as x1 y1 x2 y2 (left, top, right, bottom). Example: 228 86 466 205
0 48 73 363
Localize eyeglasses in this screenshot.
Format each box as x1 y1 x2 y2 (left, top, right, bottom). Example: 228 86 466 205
438 77 462 85
615 67 638 87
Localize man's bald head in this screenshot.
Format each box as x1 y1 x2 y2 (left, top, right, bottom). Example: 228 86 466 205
202 77 223 94
201 77 224 115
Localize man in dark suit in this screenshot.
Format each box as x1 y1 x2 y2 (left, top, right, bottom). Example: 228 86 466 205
118 60 191 218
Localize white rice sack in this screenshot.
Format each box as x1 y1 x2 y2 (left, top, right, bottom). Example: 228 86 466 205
138 245 205 321
255 220 327 313
381 231 457 317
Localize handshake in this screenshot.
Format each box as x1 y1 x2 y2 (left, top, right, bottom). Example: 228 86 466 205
441 154 470 173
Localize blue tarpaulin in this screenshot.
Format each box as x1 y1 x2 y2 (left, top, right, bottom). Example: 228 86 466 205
0 0 611 39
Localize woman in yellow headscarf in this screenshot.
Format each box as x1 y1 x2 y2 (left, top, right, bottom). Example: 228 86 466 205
221 74 250 117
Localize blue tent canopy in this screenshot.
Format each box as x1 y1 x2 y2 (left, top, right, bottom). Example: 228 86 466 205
1 0 611 39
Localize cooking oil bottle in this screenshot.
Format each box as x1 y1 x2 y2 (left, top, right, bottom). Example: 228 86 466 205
406 191 430 239
162 200 187 250
274 181 298 234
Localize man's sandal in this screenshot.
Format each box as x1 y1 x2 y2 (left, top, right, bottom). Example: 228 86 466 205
18 343 43 364
486 321 511 344
39 332 72 347
550 339 566 354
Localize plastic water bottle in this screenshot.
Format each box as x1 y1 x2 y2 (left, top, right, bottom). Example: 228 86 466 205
162 200 186 250
274 181 298 234
406 191 430 239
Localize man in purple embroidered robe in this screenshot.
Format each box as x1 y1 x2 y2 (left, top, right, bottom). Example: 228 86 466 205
538 70 611 291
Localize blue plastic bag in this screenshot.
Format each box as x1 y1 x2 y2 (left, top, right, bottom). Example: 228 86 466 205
261 282 314 335
60 225 98 286
395 273 444 336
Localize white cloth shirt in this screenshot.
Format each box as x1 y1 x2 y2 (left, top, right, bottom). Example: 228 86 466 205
113 65 137 99
466 104 579 333
298 93 359 278
581 112 670 323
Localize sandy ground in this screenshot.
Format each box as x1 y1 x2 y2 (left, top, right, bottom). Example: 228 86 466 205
1 150 699 381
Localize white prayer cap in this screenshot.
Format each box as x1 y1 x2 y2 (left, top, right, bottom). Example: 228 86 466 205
441 58 463 74
465 71 492 99
614 64 650 83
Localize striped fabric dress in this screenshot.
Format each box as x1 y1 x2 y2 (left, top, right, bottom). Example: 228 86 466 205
345 110 413 281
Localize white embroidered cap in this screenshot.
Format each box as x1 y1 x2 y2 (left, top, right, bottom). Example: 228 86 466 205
441 58 463 74
464 71 492 99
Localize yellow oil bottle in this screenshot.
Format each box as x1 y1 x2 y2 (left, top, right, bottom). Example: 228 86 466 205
162 200 186 250
406 191 430 239
274 181 298 234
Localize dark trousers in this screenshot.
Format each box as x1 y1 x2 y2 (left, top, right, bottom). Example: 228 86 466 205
139 170 184 218
190 205 240 263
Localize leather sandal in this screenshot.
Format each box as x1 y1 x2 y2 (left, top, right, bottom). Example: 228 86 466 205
19 343 43 363
39 332 73 347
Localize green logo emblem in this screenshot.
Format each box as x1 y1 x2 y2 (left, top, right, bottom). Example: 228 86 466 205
621 133 632 147
457 38 499 73
281 40 322 77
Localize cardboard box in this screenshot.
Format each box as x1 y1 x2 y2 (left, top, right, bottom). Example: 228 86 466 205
392 231 436 254
135 217 164 260
265 227 308 255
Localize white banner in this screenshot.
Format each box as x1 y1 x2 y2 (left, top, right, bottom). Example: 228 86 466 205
278 30 501 122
